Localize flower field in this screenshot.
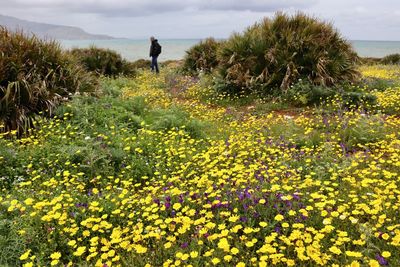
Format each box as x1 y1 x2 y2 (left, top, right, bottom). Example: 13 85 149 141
0 65 399 267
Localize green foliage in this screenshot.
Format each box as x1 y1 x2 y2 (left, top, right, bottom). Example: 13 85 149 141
339 114 387 150
183 38 221 74
285 80 377 108
360 54 400 65
341 91 377 109
69 46 136 77
381 53 400 65
0 218 25 266
0 27 98 133
285 80 336 106
217 12 360 95
359 57 382 65
130 59 151 69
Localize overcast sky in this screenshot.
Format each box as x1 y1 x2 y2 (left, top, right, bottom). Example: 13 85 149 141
1 0 400 40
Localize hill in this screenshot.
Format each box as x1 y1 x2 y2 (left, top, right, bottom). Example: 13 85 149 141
0 14 114 40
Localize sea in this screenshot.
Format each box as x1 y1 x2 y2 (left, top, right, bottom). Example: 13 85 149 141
60 39 400 61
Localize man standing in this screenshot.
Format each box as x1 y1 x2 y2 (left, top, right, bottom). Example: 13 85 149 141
149 36 161 73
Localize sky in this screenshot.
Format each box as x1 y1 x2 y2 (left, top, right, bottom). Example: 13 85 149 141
1 0 400 40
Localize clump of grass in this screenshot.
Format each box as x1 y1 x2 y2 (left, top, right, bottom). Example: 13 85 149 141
0 27 98 134
217 12 360 95
70 46 136 77
183 38 221 74
381 53 400 65
131 59 151 70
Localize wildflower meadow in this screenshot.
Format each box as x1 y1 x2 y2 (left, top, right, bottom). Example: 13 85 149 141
0 65 399 267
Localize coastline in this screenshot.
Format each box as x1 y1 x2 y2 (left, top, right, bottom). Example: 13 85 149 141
60 39 400 61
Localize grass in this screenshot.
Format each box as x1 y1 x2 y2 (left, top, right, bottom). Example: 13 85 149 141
0 67 400 267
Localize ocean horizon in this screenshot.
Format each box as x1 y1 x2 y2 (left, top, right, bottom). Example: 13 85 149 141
60 39 400 61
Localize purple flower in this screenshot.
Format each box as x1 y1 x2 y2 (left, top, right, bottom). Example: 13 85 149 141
165 202 171 209
240 216 247 222
376 254 388 265
180 242 189 249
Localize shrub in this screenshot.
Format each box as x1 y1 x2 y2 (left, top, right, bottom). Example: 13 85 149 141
130 59 151 70
285 80 336 106
217 12 360 95
381 53 400 65
341 91 377 109
0 27 97 133
183 38 220 74
69 46 135 77
359 57 381 65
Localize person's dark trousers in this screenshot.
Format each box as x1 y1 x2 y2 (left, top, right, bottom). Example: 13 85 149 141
151 56 159 73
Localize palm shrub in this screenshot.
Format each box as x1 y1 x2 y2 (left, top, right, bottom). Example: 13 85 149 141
70 46 136 76
0 27 97 133
218 12 360 95
183 38 220 74
381 53 400 65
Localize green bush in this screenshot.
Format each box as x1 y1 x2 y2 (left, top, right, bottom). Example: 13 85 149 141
359 57 382 65
285 80 336 106
183 38 221 74
217 12 360 95
70 46 135 77
381 53 400 65
341 91 377 109
131 59 151 69
0 27 98 133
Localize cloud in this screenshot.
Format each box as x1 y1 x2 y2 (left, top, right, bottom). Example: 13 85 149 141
5 0 318 16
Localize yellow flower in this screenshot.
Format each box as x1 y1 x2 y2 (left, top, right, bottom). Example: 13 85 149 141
217 238 230 251
329 246 342 255
136 245 147 254
51 259 59 266
231 247 239 255
274 214 284 221
259 222 268 227
73 246 86 256
369 260 380 267
190 251 198 258
67 240 77 247
237 262 246 267
20 250 31 261
24 198 34 205
173 203 181 210
245 241 254 247
382 251 391 258
211 258 220 265
224 255 232 262
345 251 362 258
50 252 61 260
22 263 33 267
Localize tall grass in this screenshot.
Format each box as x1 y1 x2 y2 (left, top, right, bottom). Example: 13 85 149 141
0 27 97 133
183 38 221 74
69 46 136 77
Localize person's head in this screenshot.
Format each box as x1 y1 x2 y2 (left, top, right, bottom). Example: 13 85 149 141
150 36 155 42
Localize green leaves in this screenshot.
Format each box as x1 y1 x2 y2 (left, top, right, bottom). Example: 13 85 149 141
69 46 136 77
0 27 98 134
217 12 360 95
183 38 221 74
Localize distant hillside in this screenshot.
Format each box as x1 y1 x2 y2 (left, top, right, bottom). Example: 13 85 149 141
0 14 114 40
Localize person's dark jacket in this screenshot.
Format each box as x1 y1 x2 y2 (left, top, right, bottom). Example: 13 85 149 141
150 39 161 57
